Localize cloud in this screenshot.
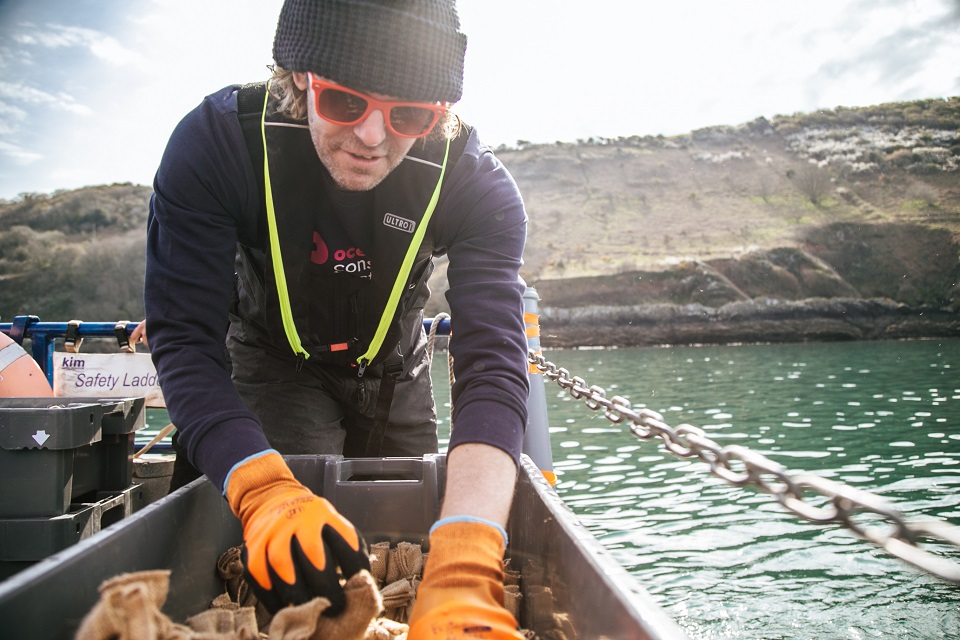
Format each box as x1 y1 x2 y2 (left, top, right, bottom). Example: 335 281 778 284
0 139 43 165
0 99 27 120
1 0 957 199
815 1 960 93
0 105 26 146
12 22 146 68
0 80 92 115
0 20 134 173
949 0 960 21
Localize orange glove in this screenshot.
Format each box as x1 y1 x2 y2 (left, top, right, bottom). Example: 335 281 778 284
408 518 523 639
225 451 370 614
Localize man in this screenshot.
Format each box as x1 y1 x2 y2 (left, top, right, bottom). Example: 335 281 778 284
145 0 529 637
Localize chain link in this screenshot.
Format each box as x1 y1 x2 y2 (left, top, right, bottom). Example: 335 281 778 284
528 349 960 584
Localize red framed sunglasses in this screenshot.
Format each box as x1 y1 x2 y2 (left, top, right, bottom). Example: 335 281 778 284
308 72 448 139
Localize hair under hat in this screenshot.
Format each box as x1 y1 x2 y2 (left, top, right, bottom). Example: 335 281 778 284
273 0 467 104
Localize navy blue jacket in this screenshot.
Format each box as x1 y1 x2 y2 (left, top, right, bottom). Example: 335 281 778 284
145 84 529 490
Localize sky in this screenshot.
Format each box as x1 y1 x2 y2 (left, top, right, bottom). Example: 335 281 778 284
0 0 958 200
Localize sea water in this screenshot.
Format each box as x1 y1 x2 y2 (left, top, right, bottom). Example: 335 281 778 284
523 338 960 640
143 338 960 639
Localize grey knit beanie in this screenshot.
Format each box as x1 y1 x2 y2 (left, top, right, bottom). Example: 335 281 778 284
273 0 467 103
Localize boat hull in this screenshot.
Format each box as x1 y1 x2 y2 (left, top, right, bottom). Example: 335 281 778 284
0 454 685 639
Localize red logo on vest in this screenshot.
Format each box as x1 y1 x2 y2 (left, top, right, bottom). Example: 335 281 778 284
312 232 370 274
311 231 329 264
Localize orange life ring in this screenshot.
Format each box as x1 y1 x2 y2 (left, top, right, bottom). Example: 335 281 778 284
0 332 53 397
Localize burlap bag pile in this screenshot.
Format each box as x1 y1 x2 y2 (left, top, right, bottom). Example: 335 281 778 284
74 559 402 639
75 570 398 640
73 542 562 639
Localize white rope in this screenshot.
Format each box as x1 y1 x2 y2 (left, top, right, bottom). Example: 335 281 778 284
426 313 455 433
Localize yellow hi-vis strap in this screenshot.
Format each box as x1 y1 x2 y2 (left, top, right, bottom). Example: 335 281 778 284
261 82 307 361
260 80 452 366
357 137 450 367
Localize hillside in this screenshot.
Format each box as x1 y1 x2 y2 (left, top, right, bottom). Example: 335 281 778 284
492 97 960 345
503 99 960 283
0 183 151 322
1 98 958 346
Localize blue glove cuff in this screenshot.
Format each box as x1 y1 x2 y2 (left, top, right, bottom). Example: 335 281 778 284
430 515 509 547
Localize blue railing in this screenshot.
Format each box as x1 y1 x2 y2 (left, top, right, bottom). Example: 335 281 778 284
1 308 551 479
1 315 454 457
1 315 452 384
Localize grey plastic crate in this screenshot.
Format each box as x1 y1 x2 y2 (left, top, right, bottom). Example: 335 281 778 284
0 397 145 517
0 483 145 581
0 454 686 640
0 399 102 449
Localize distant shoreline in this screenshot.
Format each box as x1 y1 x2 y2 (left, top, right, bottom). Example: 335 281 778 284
537 297 960 349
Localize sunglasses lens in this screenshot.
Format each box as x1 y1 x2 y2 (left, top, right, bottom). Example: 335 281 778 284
314 81 439 138
390 106 437 136
317 88 368 124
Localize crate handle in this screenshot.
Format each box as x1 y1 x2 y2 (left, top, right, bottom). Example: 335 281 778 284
334 458 431 483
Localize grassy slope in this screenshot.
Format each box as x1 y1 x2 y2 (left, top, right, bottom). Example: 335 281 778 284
2 99 958 323
504 123 959 283
437 100 960 316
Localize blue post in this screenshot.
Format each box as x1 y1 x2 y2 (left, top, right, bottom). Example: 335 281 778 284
521 285 555 486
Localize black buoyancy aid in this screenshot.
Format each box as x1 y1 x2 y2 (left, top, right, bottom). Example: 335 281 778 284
233 82 470 371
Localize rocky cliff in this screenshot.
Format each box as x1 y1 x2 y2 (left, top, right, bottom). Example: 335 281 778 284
460 98 960 347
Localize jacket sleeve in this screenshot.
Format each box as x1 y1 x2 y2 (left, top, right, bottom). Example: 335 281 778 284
145 87 272 491
437 130 530 466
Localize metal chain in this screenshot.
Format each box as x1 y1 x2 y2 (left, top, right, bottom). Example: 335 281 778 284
528 349 960 584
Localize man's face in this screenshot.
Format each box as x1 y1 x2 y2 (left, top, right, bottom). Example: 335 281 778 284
294 72 417 192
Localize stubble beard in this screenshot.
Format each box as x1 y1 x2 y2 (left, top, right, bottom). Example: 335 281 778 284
316 141 404 192
308 117 410 192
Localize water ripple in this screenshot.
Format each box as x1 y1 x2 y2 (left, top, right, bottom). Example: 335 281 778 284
544 339 960 639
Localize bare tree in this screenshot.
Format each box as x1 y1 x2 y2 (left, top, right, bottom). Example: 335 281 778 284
793 164 831 206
